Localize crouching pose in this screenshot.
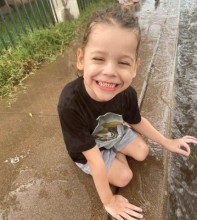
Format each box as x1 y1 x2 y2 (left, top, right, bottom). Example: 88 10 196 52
58 5 197 220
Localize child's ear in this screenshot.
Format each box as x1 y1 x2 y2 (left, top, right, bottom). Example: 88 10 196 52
134 57 140 71
132 58 140 79
77 48 84 71
136 57 141 68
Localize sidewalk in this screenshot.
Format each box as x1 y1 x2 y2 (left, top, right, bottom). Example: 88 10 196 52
0 0 180 219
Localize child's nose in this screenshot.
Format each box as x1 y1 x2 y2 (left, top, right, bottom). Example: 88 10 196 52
103 62 117 76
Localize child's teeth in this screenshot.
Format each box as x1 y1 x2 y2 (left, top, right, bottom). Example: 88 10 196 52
99 82 115 88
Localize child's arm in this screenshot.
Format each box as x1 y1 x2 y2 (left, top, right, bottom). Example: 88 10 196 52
83 146 143 219
83 146 113 204
130 117 197 156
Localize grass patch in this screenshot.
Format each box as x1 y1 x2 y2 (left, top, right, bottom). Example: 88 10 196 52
0 0 116 98
0 0 55 49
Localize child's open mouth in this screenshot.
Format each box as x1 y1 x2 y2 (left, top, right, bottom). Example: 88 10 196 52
96 81 119 89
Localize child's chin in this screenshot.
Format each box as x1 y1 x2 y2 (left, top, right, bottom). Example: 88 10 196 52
97 94 115 102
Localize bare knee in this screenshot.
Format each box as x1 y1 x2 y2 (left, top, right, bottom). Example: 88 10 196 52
121 135 149 162
115 168 133 187
135 142 149 161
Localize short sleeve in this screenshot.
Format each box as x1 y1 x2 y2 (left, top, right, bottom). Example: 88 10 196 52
58 104 96 154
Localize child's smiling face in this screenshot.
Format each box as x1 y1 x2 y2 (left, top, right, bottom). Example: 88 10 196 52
77 23 140 102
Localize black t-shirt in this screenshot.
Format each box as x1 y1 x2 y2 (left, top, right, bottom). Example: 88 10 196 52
57 77 141 164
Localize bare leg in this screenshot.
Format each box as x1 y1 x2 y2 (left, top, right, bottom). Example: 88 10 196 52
120 134 149 161
107 134 148 187
107 153 133 187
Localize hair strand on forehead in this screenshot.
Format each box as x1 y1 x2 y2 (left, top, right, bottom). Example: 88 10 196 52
82 4 141 57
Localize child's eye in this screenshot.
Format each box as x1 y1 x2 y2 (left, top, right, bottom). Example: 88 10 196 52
119 61 130 66
92 57 104 61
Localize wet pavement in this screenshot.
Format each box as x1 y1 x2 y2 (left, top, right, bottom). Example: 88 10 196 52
0 0 188 219
0 43 108 219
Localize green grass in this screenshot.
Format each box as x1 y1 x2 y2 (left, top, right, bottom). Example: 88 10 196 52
0 0 116 98
0 0 54 49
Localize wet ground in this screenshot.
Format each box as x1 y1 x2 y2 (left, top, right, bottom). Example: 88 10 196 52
168 0 197 219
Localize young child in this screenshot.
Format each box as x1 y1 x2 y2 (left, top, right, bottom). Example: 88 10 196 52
58 4 197 220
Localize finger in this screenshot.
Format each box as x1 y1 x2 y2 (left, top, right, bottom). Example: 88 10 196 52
115 215 124 220
120 212 137 220
178 143 191 156
181 142 191 153
183 136 197 140
124 208 144 219
178 150 189 157
124 198 129 203
182 137 197 144
125 203 143 212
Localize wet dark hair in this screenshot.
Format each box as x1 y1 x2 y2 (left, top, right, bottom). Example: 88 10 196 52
82 4 141 57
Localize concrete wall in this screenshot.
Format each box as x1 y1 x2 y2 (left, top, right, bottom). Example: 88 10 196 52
51 0 80 22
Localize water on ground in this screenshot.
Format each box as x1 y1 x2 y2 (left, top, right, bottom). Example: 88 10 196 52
168 0 197 219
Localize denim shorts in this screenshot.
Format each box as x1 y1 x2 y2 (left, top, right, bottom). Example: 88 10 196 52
75 127 137 175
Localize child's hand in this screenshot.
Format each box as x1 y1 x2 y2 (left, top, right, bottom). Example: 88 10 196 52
164 136 197 157
104 195 143 220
